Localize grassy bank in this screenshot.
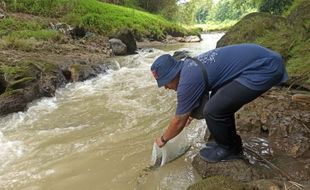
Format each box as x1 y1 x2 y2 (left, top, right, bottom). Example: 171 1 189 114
1 0 196 48
195 20 237 32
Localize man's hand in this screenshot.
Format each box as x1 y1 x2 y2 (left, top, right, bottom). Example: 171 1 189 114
155 114 189 148
155 136 166 148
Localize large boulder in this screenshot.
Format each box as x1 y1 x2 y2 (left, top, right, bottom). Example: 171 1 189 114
187 176 248 190
114 28 137 54
0 60 67 115
192 155 276 182
216 12 304 60
287 0 310 35
109 38 127 55
0 57 117 116
236 89 310 159
285 0 310 88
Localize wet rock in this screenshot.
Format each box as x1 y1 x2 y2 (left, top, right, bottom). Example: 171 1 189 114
0 60 68 115
270 155 310 181
173 50 191 60
113 28 137 54
0 89 36 115
182 35 202 43
165 35 179 43
186 175 248 190
70 26 87 39
247 179 282 190
50 22 73 34
0 74 6 94
236 89 310 158
192 155 275 181
95 59 120 71
69 63 97 82
0 8 5 19
109 38 127 55
39 71 67 97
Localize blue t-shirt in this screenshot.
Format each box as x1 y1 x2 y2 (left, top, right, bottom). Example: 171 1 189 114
176 43 289 116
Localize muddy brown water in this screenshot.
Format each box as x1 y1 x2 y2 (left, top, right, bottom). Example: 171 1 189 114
0 33 224 190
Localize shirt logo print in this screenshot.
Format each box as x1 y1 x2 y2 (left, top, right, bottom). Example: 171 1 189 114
198 49 218 64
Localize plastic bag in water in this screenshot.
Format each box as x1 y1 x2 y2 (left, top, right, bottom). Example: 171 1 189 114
151 128 191 167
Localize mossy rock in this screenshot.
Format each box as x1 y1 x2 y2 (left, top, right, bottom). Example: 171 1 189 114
286 39 310 88
0 60 60 93
246 179 283 190
287 0 310 35
187 176 248 190
6 76 36 91
69 63 97 82
216 12 305 60
0 63 38 81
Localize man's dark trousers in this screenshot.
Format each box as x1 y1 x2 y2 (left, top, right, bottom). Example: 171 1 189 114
203 80 267 150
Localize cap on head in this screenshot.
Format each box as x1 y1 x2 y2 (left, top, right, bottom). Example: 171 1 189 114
151 54 182 87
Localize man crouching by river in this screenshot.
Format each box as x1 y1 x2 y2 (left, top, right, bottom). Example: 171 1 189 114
151 43 288 162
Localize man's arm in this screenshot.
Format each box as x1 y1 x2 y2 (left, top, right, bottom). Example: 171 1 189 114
156 113 190 148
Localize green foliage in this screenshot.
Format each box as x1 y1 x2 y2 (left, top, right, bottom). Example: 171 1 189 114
195 7 209 24
1 36 38 51
195 20 237 32
0 17 62 51
216 0 242 21
208 0 257 22
9 30 60 40
64 0 189 39
0 65 28 75
4 0 77 17
2 0 190 43
259 0 293 15
0 18 42 33
284 0 305 16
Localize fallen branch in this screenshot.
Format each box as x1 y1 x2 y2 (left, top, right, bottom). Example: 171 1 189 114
243 146 293 180
243 146 305 189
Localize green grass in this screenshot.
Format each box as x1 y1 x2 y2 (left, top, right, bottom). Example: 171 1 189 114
195 20 238 32
4 0 77 17
4 0 192 41
0 17 62 51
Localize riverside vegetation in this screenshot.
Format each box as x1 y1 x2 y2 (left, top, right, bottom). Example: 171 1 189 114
0 0 309 189
0 0 200 115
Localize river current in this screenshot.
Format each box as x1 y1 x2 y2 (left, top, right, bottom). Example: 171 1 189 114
0 33 224 190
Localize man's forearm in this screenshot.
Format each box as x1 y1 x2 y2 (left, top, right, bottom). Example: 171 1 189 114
162 114 189 142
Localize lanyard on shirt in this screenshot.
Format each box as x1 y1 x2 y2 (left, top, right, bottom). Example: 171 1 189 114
186 57 210 96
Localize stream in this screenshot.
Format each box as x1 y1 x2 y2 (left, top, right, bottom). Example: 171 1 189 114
0 33 224 190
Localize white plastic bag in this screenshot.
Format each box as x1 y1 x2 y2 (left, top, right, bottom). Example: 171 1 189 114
151 128 191 167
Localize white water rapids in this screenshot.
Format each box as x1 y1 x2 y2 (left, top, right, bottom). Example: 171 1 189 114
0 33 223 190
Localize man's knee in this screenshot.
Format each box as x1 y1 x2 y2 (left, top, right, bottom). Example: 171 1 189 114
203 103 217 120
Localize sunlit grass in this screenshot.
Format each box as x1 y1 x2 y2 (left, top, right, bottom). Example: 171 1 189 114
195 20 238 32
4 0 194 41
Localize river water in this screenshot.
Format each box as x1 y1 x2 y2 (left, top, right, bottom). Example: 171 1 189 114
0 33 224 190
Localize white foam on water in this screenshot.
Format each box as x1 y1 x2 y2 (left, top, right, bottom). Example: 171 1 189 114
0 131 24 171
0 69 119 132
0 97 58 131
0 34 224 190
